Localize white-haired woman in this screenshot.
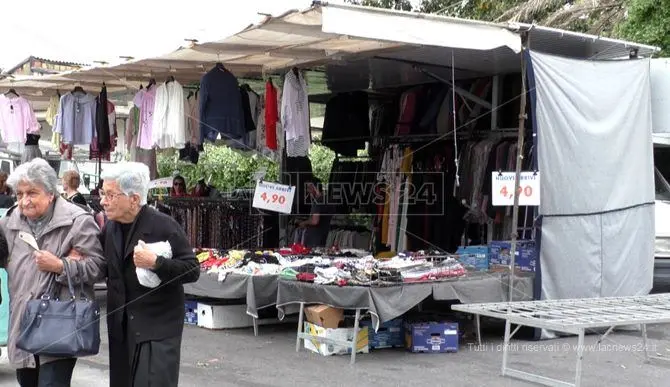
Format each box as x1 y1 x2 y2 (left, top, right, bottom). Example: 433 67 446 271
99 162 199 387
0 158 106 387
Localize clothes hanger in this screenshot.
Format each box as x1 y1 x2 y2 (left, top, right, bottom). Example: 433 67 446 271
5 88 18 98
215 62 226 72
292 67 299 77
72 86 86 94
165 75 175 84
147 78 156 90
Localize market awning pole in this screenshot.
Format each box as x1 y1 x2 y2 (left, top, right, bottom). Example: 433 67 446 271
508 33 529 306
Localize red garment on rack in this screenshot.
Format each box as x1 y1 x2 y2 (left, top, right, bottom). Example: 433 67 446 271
265 80 278 150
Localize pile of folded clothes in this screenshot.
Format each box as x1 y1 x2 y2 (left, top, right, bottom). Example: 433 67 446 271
194 247 467 286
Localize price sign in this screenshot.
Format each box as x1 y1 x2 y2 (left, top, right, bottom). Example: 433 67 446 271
149 177 173 189
491 171 540 206
252 180 296 214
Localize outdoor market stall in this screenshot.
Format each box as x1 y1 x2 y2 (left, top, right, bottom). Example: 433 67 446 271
0 2 661 371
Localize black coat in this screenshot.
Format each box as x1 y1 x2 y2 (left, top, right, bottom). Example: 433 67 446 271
101 205 199 386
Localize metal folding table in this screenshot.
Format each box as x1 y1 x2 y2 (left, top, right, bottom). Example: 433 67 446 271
452 293 670 387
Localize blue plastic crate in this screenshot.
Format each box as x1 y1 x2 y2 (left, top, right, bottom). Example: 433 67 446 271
456 245 489 271
184 301 198 325
489 240 537 272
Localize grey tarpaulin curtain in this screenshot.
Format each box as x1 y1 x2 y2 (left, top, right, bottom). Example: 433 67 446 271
527 51 655 337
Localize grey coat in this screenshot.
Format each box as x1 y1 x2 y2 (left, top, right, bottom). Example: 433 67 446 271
0 197 106 369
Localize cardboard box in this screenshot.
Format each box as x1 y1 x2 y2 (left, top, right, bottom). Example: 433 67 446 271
184 301 198 325
405 322 459 353
305 305 344 329
303 321 369 356
360 318 404 349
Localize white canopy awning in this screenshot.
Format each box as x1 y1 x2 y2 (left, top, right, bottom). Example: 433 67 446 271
0 2 660 98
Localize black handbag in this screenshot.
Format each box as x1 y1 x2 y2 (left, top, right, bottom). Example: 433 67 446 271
16 259 101 357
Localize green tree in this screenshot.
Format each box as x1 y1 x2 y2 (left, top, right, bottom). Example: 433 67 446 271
157 145 278 191
617 0 670 56
157 144 335 192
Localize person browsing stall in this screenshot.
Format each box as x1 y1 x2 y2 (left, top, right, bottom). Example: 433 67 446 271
62 170 88 207
99 162 199 387
297 178 335 248
0 158 106 387
0 171 15 209
170 175 188 197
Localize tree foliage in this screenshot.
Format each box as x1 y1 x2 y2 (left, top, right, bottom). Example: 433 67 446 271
617 0 670 56
157 144 336 192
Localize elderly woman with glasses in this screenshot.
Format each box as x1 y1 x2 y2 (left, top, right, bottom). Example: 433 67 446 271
99 162 199 387
0 158 106 387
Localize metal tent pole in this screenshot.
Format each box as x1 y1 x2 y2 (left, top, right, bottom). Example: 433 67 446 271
508 34 529 305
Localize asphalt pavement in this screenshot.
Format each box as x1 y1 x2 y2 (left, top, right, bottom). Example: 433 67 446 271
0 292 667 386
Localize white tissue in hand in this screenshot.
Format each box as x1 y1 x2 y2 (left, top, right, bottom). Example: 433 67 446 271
135 240 172 288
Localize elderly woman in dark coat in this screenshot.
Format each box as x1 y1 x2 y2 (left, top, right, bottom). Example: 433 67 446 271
0 158 106 387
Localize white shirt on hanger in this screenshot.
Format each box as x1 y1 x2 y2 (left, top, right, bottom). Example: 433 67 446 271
281 70 310 157
152 80 186 149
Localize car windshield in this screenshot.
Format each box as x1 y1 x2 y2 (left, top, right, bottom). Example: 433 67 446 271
656 167 670 201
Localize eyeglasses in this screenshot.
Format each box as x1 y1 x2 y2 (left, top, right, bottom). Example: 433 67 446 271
99 191 127 201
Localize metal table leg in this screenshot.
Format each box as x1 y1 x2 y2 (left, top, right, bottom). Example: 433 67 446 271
501 319 511 376
350 308 362 365
296 302 305 352
253 317 259 337
574 329 585 387
475 314 482 346
641 324 650 363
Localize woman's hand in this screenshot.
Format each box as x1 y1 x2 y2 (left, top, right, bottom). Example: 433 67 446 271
67 249 83 260
34 250 64 273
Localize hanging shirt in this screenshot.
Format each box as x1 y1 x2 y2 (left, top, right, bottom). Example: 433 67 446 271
107 101 116 137
0 95 40 144
265 81 278 150
133 87 158 149
152 81 186 149
199 65 245 143
45 95 59 127
186 94 200 145
248 90 260 128
281 70 310 157
53 92 97 145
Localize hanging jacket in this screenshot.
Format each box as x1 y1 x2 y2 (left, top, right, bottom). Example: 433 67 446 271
199 65 245 143
96 85 111 152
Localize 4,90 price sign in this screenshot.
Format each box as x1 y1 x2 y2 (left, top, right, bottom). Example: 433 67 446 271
491 171 540 206
252 181 296 214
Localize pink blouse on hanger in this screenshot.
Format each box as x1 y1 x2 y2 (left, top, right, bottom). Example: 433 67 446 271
0 95 39 144
133 87 158 149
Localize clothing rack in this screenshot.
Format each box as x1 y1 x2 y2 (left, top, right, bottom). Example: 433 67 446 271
316 129 520 146
163 197 266 249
